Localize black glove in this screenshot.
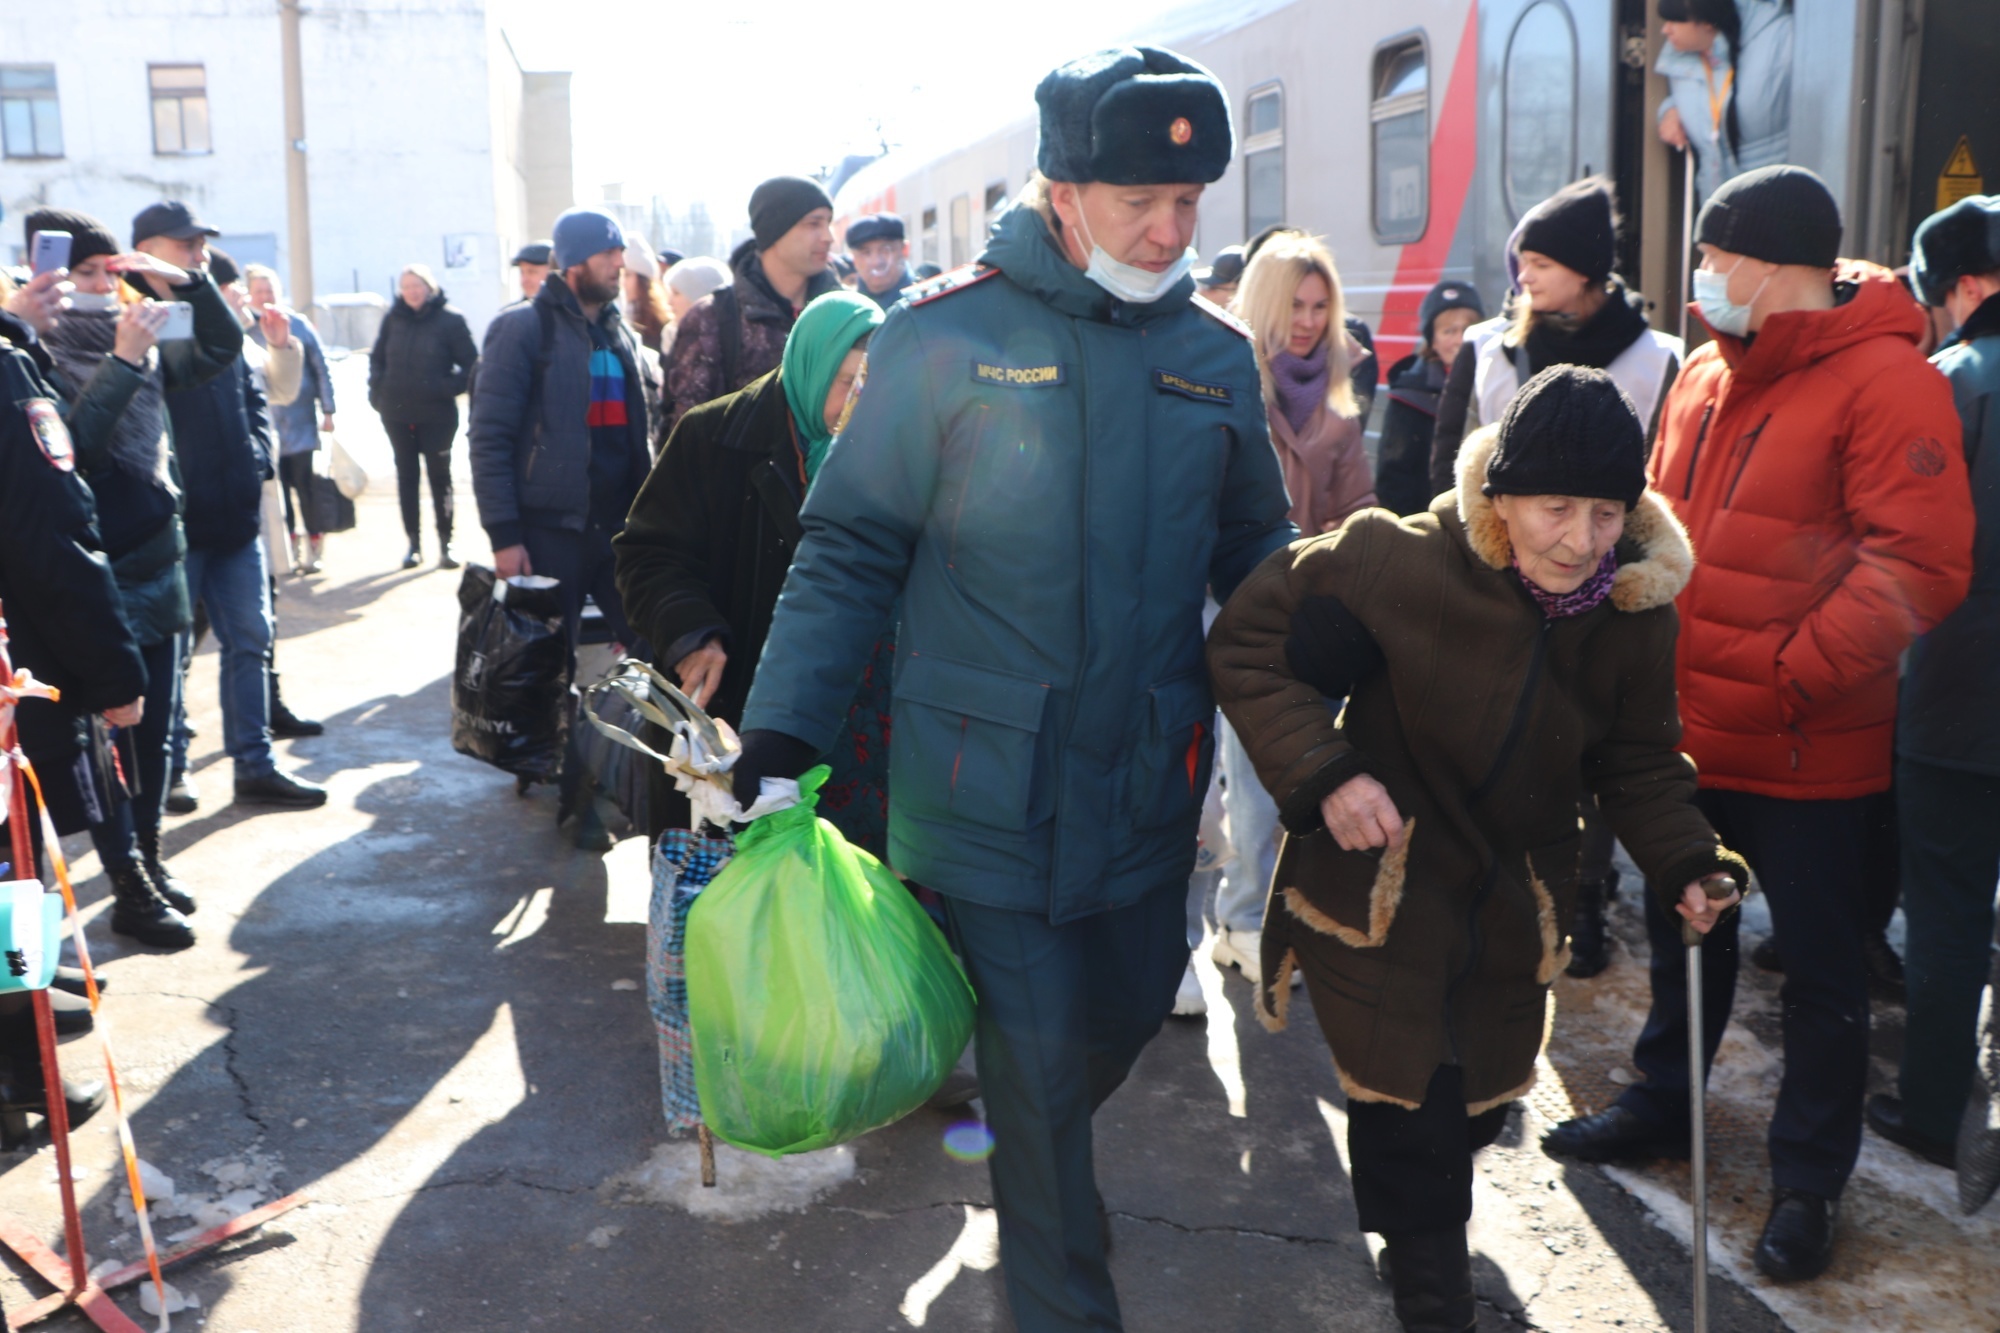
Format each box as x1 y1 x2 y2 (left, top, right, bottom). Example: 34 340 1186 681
731 729 820 811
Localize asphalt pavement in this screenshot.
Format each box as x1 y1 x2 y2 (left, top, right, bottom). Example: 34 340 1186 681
0 358 1968 1330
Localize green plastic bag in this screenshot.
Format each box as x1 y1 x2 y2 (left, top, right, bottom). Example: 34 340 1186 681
686 767 976 1156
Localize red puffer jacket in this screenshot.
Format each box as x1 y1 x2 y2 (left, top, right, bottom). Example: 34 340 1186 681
1649 261 1974 800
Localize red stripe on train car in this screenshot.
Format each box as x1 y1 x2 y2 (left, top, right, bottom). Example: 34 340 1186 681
1379 1 1482 370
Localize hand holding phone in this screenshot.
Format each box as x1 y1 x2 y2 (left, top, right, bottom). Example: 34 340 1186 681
155 301 196 342
30 230 72 277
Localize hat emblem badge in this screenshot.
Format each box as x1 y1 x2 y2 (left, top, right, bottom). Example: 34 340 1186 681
1168 117 1193 146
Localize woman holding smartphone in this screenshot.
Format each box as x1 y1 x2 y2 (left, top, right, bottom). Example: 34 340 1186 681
15 207 242 950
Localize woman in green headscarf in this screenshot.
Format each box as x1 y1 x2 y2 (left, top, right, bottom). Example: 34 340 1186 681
616 290 892 852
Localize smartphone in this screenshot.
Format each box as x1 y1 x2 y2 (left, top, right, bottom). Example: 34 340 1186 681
30 230 72 277
156 301 195 341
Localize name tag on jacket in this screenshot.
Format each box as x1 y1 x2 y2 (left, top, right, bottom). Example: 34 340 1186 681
1152 369 1233 404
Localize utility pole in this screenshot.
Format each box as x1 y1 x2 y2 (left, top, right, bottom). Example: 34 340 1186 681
279 0 314 310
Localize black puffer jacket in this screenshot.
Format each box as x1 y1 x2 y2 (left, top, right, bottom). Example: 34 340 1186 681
0 313 145 717
368 291 479 424
1374 353 1448 517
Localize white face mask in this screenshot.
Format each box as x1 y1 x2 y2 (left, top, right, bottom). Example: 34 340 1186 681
1693 254 1772 338
1075 209 1195 305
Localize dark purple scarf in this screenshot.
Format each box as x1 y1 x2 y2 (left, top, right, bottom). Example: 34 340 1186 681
1516 550 1619 618
1270 342 1330 433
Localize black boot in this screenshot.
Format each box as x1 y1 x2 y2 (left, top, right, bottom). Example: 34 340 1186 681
106 864 195 951
1863 930 1906 1001
269 672 324 739
135 829 195 916
402 539 422 570
1565 869 1618 979
1381 1226 1476 1332
50 966 106 999
0 1007 107 1150
1753 1187 1837 1281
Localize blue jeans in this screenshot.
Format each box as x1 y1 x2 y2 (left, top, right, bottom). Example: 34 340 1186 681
177 538 276 778
1216 719 1278 934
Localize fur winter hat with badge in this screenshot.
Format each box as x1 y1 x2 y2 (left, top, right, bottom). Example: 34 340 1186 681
1911 194 2000 307
1034 46 1233 185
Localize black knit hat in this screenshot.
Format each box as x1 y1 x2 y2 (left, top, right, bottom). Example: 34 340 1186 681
749 176 834 251
1514 177 1618 285
1911 194 2000 306
24 208 120 269
206 247 239 286
1035 46 1232 186
1657 0 1735 21
1484 366 1647 509
1418 279 1485 341
1696 165 1841 268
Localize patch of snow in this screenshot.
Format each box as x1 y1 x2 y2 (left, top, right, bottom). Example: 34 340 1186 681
586 1224 621 1249
137 1278 197 1315
604 1141 856 1222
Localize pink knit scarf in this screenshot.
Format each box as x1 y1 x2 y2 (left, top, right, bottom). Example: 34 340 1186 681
1516 550 1618 618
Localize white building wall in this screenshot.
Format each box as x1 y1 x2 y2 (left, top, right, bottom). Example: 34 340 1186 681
0 0 564 340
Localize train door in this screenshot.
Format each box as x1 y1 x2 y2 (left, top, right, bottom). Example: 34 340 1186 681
1471 0 1621 304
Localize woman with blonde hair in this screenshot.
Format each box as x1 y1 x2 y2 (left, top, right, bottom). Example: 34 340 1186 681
1235 232 1376 535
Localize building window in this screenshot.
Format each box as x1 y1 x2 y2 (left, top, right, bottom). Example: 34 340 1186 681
920 206 939 266
1244 84 1284 238
1 66 63 159
1370 37 1429 244
983 181 1008 242
150 64 211 155
1503 2 1577 218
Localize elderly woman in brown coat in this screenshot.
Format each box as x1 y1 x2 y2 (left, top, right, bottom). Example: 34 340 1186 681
1207 366 1747 1333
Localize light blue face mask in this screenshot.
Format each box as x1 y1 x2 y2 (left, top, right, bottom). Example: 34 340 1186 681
1076 211 1195 305
1693 255 1771 337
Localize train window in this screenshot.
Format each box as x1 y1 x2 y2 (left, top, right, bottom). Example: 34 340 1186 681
950 194 971 268
1244 85 1284 236
921 206 939 266
1371 37 1429 244
1503 1 1577 218
984 182 1007 240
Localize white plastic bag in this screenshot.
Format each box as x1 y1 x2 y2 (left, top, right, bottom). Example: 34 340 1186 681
322 433 367 499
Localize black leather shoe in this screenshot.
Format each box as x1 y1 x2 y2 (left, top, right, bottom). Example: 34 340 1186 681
1865 1093 1954 1168
106 865 196 951
1753 1187 1837 1282
438 543 460 571
165 773 198 815
0 1072 107 1150
1382 1226 1476 1332
270 695 324 739
1565 871 1618 979
1751 937 1784 973
50 966 105 999
1542 1105 1689 1163
1863 931 1906 1001
48 988 93 1036
234 769 328 809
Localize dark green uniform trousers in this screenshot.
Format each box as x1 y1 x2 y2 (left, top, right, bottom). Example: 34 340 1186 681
944 880 1189 1332
1896 758 2000 1143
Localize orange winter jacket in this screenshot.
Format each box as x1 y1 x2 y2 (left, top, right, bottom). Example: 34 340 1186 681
1649 262 1974 800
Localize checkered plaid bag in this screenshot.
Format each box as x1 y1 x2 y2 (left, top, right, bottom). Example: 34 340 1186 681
648 828 735 1132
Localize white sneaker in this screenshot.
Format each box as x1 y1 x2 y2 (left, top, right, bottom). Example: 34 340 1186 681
1212 927 1301 988
1171 961 1207 1017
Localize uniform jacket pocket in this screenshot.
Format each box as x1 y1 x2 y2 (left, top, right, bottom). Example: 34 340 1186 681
891 653 1049 832
1129 673 1214 828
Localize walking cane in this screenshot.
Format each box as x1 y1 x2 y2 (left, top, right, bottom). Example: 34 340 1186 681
1684 874 1739 1333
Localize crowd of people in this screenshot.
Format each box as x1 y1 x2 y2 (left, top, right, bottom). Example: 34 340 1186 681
1 5 1995 1332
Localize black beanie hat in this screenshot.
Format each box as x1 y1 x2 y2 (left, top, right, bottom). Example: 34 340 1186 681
1657 0 1734 22
207 247 239 286
1418 279 1485 342
1513 177 1618 285
1035 45 1232 186
1484 366 1647 509
1696 165 1841 268
23 207 120 269
1910 194 2000 306
749 176 834 252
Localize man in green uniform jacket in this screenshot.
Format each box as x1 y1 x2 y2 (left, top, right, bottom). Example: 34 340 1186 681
730 46 1295 1332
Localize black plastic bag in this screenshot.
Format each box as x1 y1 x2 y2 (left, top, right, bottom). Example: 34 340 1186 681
450 565 570 779
307 471 356 534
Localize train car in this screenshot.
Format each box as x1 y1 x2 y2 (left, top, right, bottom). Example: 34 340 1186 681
834 0 1994 381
